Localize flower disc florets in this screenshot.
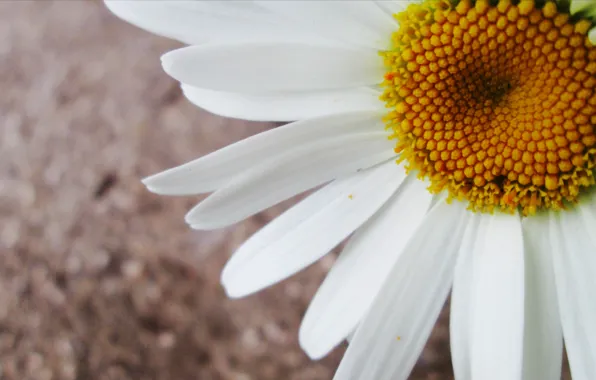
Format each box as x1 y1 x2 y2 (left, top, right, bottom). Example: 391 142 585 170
381 0 596 215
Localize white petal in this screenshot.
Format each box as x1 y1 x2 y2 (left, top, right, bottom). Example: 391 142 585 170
143 111 384 195
182 85 383 122
186 132 394 229
255 1 396 49
156 1 272 19
105 1 208 44
162 43 383 93
449 213 483 380
550 200 596 380
521 215 563 380
221 160 407 298
218 167 385 279
469 212 525 380
333 199 469 380
374 1 411 16
104 0 323 45
219 160 404 281
299 176 433 359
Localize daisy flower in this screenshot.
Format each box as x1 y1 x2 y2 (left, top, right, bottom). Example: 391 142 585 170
106 1 596 379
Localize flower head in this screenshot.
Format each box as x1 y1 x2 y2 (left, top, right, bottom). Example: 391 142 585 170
107 1 596 379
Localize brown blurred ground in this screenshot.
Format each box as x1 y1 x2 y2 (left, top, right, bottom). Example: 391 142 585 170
0 2 454 379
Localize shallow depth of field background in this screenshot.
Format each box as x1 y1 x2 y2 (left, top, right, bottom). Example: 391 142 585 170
0 2 465 379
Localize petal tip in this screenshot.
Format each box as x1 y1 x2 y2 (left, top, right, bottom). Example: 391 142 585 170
142 179 169 195
221 281 248 299
185 201 242 230
297 335 328 361
144 185 161 195
141 174 157 188
184 205 208 224
220 262 235 285
183 211 194 223
160 50 179 76
141 179 176 196
298 321 340 360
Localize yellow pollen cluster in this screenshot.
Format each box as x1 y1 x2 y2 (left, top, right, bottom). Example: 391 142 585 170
381 0 596 215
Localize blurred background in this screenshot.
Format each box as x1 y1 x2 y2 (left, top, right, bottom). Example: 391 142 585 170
0 1 454 379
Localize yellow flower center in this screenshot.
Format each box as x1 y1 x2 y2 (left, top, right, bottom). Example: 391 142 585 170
381 0 596 215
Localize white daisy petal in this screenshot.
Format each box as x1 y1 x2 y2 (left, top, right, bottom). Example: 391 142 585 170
521 215 563 380
181 85 383 122
186 131 394 230
220 169 378 280
254 1 396 49
333 200 469 380
105 1 209 44
104 0 323 45
221 160 407 298
449 213 483 380
299 177 433 360
374 1 411 16
156 1 270 19
550 201 596 380
143 111 384 195
162 43 383 93
469 212 525 380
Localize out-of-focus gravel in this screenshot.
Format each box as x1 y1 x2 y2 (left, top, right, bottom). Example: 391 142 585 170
0 1 459 379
